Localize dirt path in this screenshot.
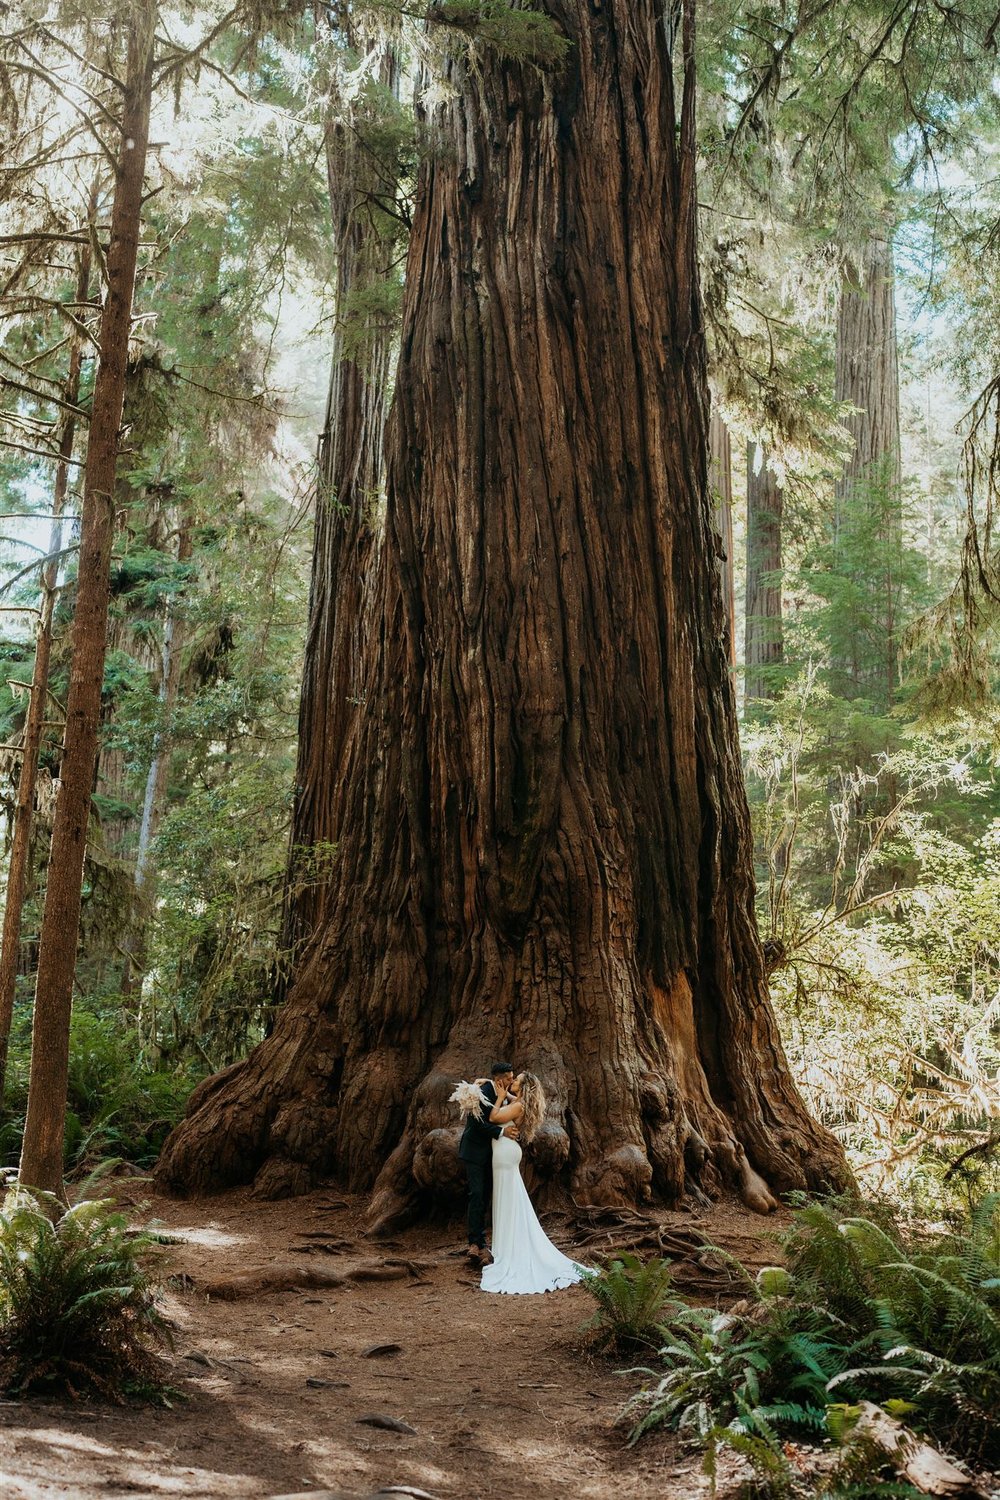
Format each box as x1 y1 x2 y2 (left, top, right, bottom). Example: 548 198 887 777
0 1187 769 1499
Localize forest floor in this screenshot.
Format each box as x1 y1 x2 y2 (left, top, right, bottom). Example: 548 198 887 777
0 1184 781 1500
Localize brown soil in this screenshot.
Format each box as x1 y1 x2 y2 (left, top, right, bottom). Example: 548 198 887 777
0 1187 780 1500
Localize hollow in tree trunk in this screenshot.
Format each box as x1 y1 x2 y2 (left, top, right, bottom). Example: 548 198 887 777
157 0 849 1222
19 10 155 1196
744 442 784 706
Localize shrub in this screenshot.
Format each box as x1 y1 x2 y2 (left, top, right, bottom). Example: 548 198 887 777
1 1005 197 1173
622 1279 842 1446
579 1251 675 1350
618 1195 1000 1469
0 1189 170 1401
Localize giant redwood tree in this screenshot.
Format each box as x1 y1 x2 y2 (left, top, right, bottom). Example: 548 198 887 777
157 0 848 1222
280 33 401 961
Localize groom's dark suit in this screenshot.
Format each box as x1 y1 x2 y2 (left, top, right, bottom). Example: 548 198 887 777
458 1080 502 1250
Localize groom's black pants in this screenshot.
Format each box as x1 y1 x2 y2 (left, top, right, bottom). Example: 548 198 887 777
464 1159 490 1248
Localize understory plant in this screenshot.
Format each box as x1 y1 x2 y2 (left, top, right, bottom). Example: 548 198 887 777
0 1189 170 1400
605 1194 1000 1478
1 1002 197 1173
579 1251 675 1350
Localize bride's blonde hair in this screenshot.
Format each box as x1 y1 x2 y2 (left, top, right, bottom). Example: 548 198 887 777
518 1073 546 1143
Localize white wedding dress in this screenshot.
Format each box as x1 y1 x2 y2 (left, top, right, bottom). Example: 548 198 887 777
481 1134 587 1295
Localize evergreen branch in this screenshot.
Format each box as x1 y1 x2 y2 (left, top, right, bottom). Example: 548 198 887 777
0 545 79 599
0 439 66 472
0 373 88 418
153 4 256 87
1 297 101 350
167 367 285 416
7 45 119 168
0 231 98 246
33 24 127 95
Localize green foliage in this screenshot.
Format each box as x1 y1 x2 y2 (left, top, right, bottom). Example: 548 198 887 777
0 1190 170 1401
618 1198 1000 1473
2 1004 197 1172
792 1198 1000 1462
579 1252 675 1351
621 1282 840 1447
426 1 570 69
743 661 1000 1213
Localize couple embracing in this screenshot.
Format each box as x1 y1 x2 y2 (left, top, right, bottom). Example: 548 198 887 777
455 1061 587 1296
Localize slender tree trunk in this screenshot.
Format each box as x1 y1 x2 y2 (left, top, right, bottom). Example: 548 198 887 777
158 0 848 1218
0 219 95 1097
121 518 192 995
19 12 155 1195
709 408 736 666
833 234 902 702
744 441 784 705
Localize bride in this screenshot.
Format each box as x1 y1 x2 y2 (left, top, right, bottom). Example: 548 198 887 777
481 1072 587 1296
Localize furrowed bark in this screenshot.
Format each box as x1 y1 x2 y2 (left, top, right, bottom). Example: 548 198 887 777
279 35 398 967
19 11 155 1196
709 408 736 666
158 0 849 1219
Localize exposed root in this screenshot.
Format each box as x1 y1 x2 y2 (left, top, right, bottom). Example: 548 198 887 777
196 1257 425 1301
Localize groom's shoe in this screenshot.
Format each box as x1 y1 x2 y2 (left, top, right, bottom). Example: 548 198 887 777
466 1245 484 1265
479 1249 494 1266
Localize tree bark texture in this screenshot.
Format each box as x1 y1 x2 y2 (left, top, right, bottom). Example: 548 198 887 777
18 12 155 1195
833 234 902 701
744 442 784 704
709 408 736 666
158 0 848 1219
0 220 95 1097
279 49 396 962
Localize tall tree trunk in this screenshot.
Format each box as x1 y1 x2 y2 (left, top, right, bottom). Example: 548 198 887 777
0 217 95 1097
709 408 736 665
833 234 902 702
121 517 193 996
19 11 155 1196
280 48 396 966
158 0 847 1219
744 442 784 705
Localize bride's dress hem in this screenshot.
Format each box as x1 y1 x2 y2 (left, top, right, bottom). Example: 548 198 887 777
481 1132 590 1297
480 1268 588 1296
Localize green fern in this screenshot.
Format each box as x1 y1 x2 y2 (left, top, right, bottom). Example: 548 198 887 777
578 1251 674 1351
0 1189 171 1401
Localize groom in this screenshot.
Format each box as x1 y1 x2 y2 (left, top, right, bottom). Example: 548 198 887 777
459 1060 517 1266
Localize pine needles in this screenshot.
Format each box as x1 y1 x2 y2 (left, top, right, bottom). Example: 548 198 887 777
0 1189 171 1401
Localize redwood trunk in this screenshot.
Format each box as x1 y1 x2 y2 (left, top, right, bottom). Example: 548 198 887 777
280 52 396 961
0 222 95 1095
744 442 784 704
19 13 154 1195
834 234 901 702
158 0 847 1218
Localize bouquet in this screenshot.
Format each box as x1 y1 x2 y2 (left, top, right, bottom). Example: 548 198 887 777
449 1079 491 1118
